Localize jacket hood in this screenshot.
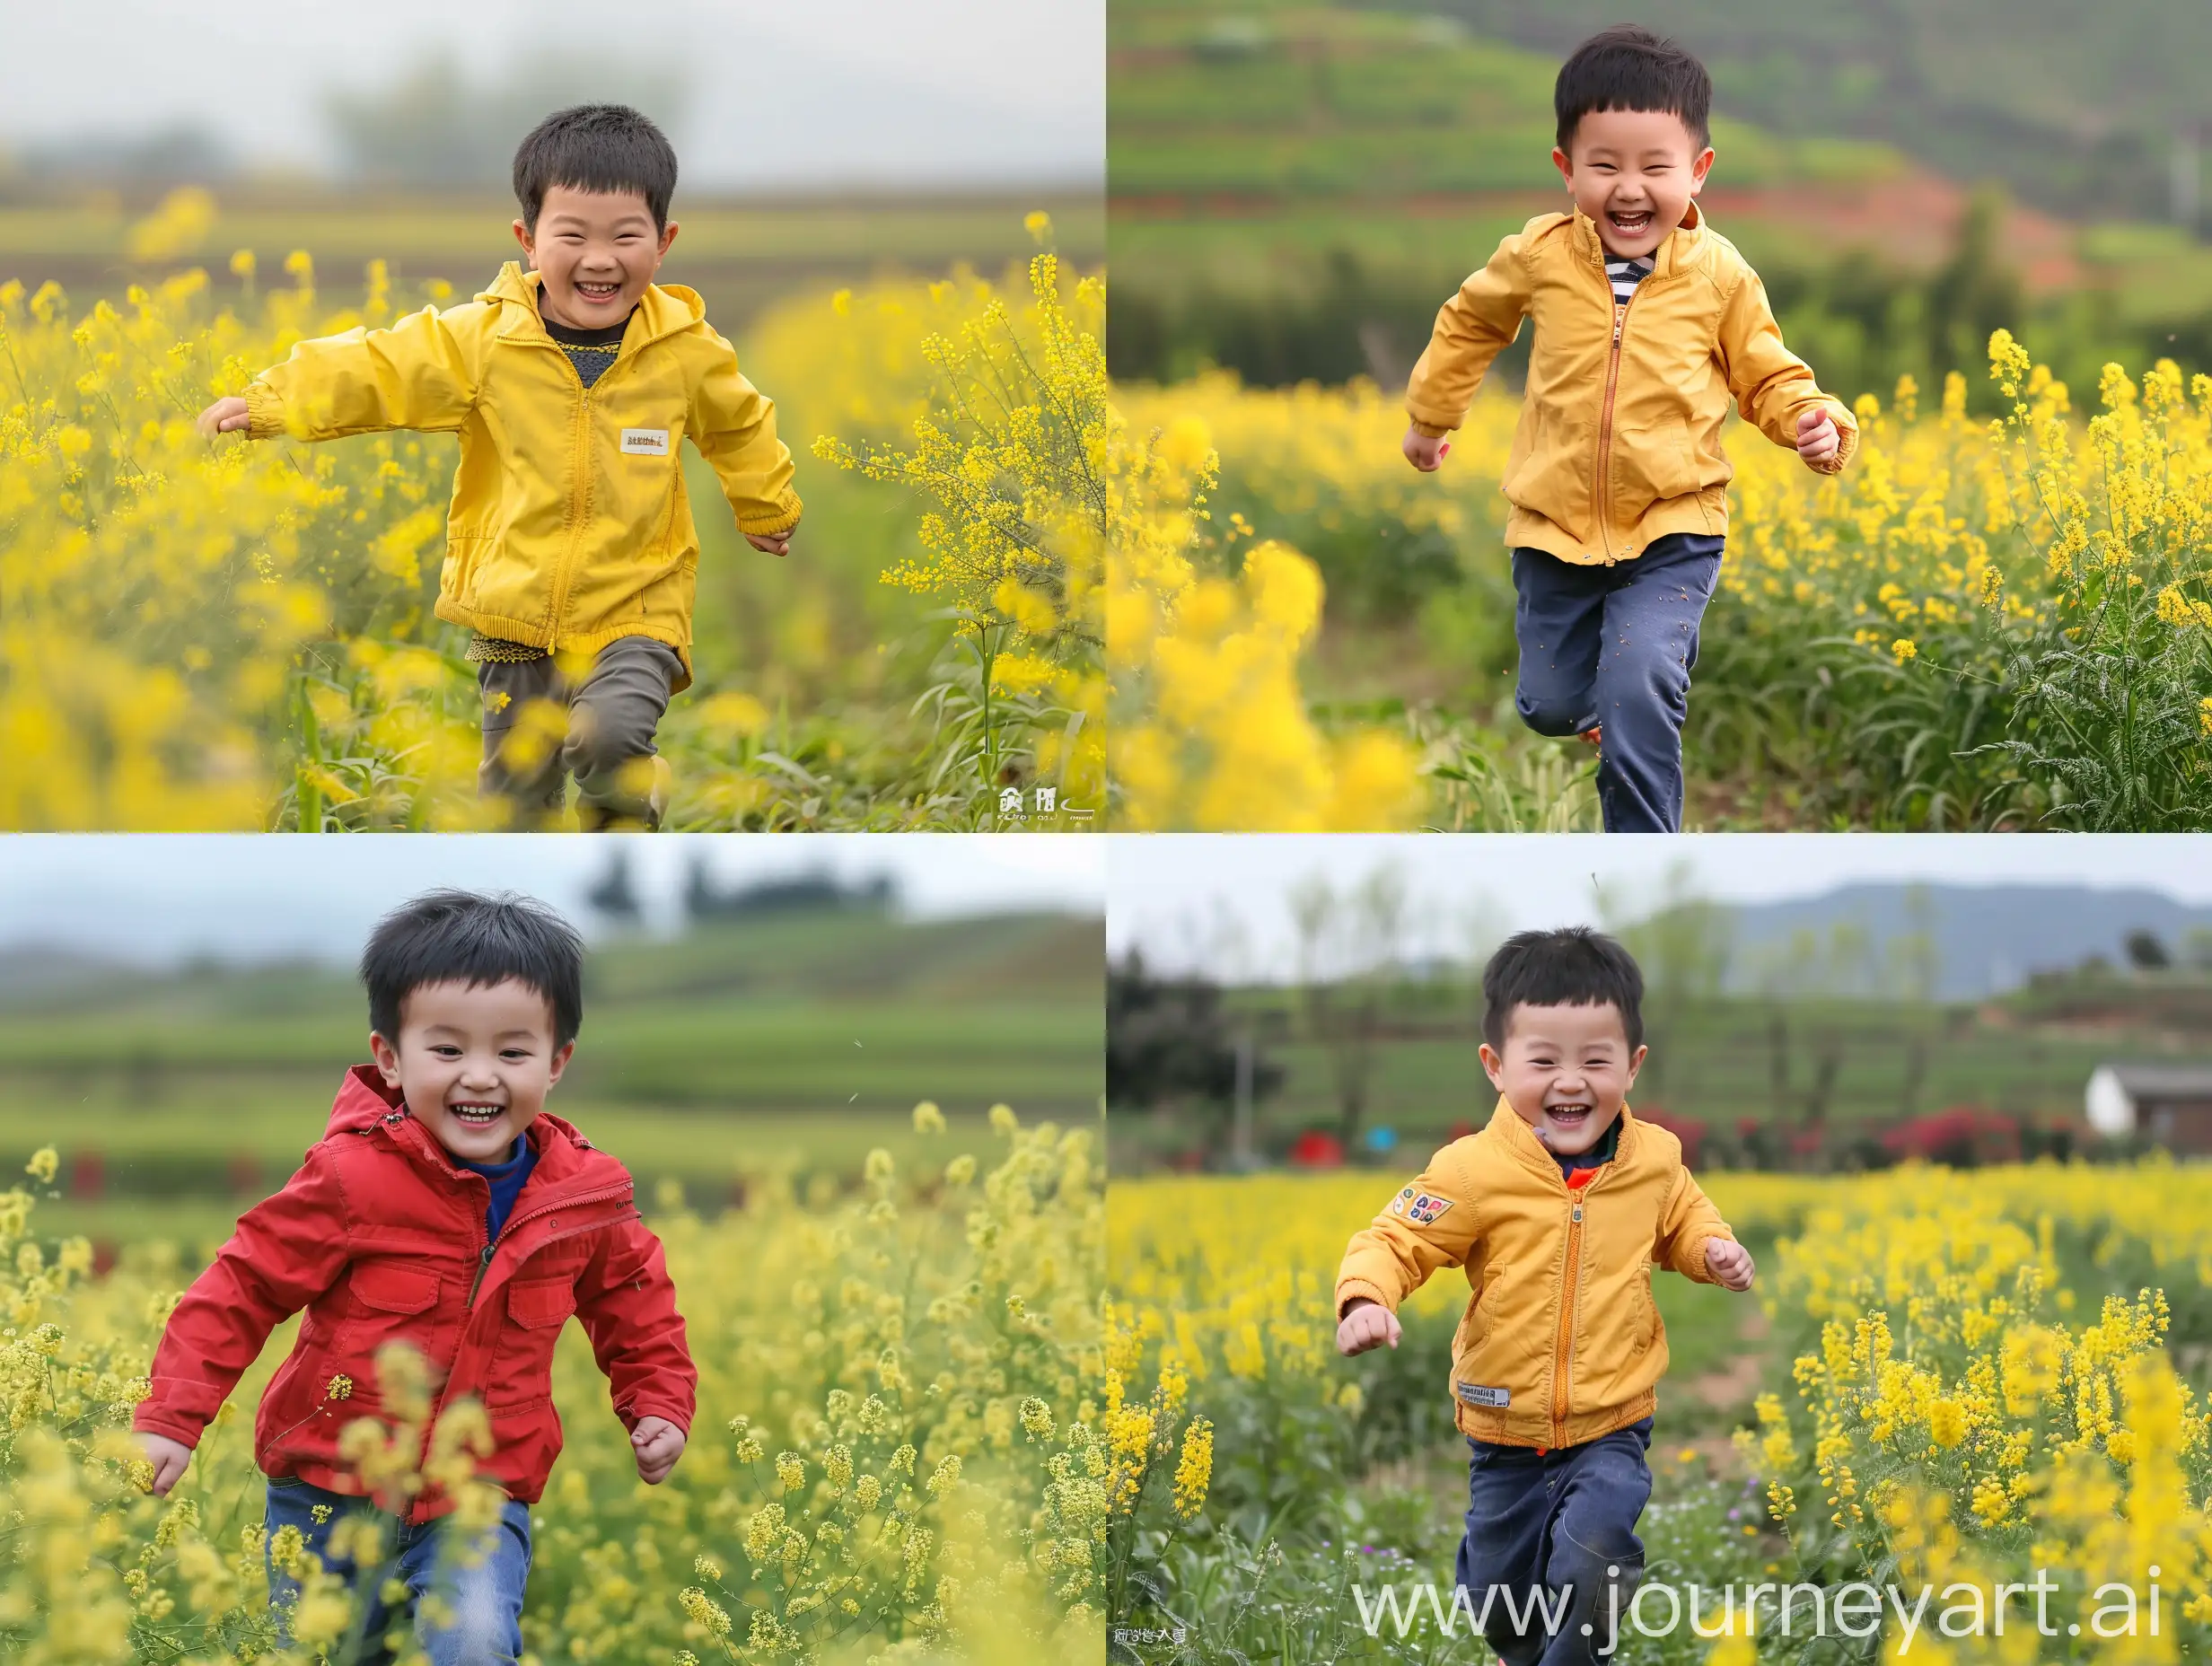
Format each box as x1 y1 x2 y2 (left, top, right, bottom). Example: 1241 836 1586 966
1567 197 1707 279
322 1064 620 1185
478 260 707 352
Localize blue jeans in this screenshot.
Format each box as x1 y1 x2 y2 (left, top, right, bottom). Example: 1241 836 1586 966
1512 533 1725 832
264 1476 531 1665
1453 1416 1653 1666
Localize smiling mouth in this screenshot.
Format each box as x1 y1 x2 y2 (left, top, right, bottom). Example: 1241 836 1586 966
449 1103 507 1127
1607 208 1655 235
575 280 622 302
1545 1101 1594 1127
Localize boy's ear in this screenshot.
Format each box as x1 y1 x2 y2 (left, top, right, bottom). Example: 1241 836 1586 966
369 1030 401 1088
1625 1042 1650 1087
1551 146 1574 192
1478 1041 1507 1092
1690 146 1716 195
546 1040 575 1090
511 219 534 261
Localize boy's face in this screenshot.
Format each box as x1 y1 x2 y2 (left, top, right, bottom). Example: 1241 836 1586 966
1479 1001 1646 1157
1552 107 1715 259
370 978 574 1165
512 185 680 331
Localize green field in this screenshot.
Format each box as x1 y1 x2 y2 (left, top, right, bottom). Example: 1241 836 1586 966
1 907 1102 1233
0 189 1105 335
1110 979 2175 1169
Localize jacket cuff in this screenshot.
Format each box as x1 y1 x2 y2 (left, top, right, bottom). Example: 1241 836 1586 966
738 493 803 538
1405 416 1454 439
131 1402 206 1448
243 381 289 441
617 1398 695 1436
1826 404 1860 473
1681 1232 1730 1284
1335 1278 1393 1320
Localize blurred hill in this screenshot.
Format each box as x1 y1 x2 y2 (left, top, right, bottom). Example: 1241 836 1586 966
0 903 1102 1233
1108 0 2212 393
1719 882 2212 1002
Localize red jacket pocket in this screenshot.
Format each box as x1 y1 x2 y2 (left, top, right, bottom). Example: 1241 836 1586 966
507 1276 578 1329
352 1266 440 1315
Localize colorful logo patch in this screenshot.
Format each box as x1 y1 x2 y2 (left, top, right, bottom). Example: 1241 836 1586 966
1388 1186 1417 1216
1405 1192 1454 1226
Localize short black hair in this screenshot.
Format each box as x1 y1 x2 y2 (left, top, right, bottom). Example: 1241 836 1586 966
1482 926 1644 1053
1554 24 1712 154
512 103 678 234
361 890 586 1049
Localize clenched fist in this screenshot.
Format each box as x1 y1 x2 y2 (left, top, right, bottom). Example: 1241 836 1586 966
1337 1297 1402 1355
1705 1238 1757 1291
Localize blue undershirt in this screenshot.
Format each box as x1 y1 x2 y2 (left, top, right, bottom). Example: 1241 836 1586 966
460 1133 540 1243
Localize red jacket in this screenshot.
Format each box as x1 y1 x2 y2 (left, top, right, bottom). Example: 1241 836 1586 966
135 1067 696 1522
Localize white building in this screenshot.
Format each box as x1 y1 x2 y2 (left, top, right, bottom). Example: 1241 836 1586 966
2086 1064 2212 1151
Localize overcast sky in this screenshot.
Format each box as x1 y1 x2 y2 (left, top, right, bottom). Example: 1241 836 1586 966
1109 835 2212 981
0 0 1102 189
0 837 1100 966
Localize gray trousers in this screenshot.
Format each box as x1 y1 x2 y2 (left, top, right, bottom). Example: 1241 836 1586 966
478 636 682 829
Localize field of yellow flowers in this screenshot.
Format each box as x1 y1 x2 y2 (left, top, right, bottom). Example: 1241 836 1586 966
1107 1161 2212 1662
0 1104 1104 1664
1118 338 2212 831
0 195 1103 829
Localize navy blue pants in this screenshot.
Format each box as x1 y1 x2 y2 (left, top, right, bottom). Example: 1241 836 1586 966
1512 533 1725 833
1453 1416 1653 1666
265 1476 532 1665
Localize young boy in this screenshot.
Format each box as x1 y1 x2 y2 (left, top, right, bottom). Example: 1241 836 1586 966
134 890 695 1666
1336 926 1754 1666
197 105 803 831
1400 26 1857 833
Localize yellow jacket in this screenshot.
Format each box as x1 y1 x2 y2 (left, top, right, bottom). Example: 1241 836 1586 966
1335 1098 1734 1449
243 261 802 688
1406 201 1857 566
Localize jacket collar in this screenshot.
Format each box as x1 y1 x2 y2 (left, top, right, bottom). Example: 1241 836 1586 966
325 1064 624 1198
1568 197 1706 280
1484 1093 1639 1181
478 260 706 354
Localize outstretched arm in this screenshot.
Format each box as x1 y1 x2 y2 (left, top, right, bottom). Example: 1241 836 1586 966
1335 1144 1481 1347
691 333 802 550
1716 270 1856 474
1404 228 1537 440
573 1213 698 1440
215 302 486 443
133 1149 352 1456
1654 1167 1742 1285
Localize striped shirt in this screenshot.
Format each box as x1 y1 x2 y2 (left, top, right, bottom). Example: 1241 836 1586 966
1604 251 1654 306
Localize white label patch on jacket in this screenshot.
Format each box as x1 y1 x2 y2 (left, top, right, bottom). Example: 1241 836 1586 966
1456 1382 1510 1408
620 428 671 455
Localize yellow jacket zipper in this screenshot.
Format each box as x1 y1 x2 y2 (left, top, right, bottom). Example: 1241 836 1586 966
1593 269 1642 562
1552 1194 1584 1442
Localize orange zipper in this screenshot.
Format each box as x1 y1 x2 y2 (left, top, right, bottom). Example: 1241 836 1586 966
1593 273 1642 562
1552 1195 1584 1442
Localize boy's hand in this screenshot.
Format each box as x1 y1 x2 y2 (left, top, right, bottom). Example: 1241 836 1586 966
630 1416 686 1484
1795 408 1841 472
1337 1296 1402 1356
197 396 250 439
1401 426 1452 473
136 1432 194 1495
1706 1238 1756 1291
744 528 794 557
